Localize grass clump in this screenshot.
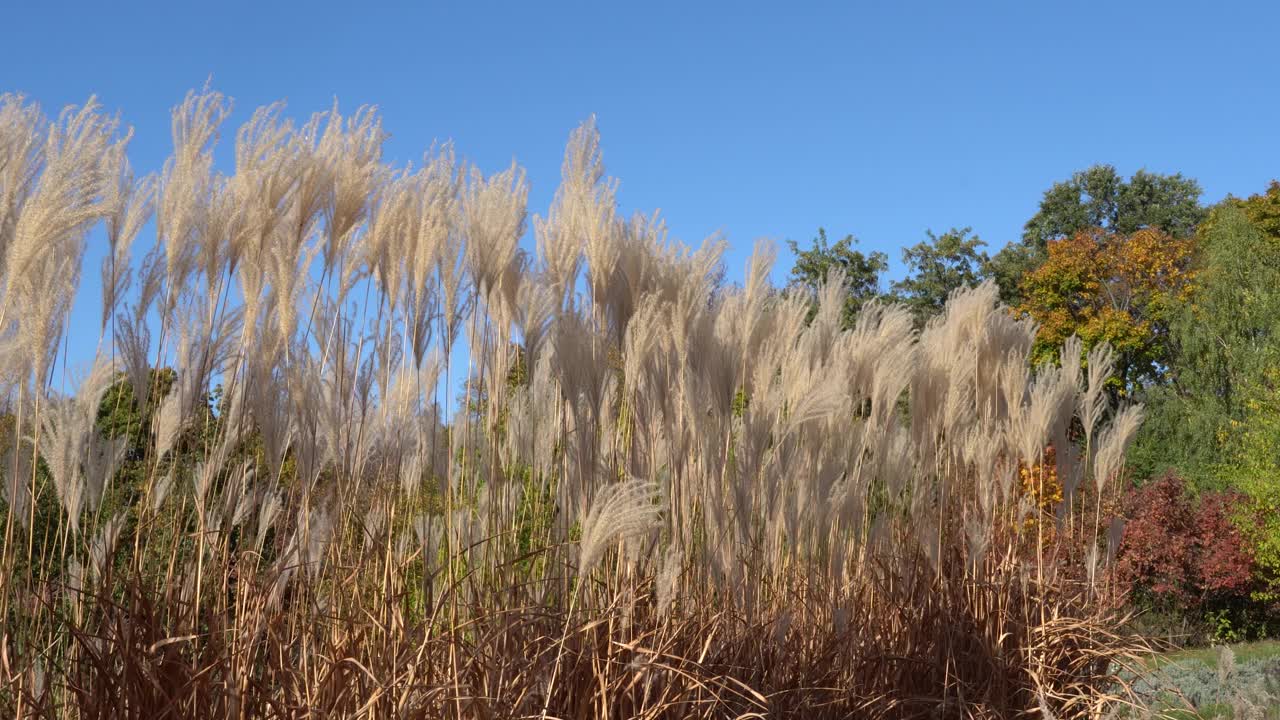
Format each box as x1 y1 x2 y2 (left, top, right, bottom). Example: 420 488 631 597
0 89 1154 718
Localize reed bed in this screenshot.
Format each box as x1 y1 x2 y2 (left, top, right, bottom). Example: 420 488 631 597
0 90 1150 718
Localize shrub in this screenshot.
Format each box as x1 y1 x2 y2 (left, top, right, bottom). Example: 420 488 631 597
1116 473 1271 641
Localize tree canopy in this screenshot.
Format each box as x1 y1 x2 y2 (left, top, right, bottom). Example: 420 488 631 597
1131 207 1280 483
1016 227 1196 394
1023 164 1206 248
990 165 1205 306
786 228 888 327
889 227 989 323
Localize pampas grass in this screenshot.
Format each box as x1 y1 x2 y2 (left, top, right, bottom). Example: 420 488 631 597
0 89 1154 719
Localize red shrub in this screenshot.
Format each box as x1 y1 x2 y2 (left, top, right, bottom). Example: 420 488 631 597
1194 491 1255 598
1115 472 1257 609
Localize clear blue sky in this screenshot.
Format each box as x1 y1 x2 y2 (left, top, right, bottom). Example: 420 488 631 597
4 1 1278 376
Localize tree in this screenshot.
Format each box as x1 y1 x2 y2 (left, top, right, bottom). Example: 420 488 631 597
986 242 1042 306
1215 377 1280 599
1131 207 1280 484
890 227 989 323
785 228 887 327
1227 180 1280 239
1016 227 1196 393
1023 165 1205 248
1129 199 1280 596
990 165 1205 306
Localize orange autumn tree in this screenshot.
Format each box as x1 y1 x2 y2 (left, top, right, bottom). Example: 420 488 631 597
1017 227 1196 395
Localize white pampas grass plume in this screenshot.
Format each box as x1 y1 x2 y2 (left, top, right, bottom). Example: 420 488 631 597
89 513 125 578
100 150 155 329
116 309 152 409
150 471 176 514
1107 516 1125 565
655 546 683 617
1081 342 1115 445
1059 334 1083 389
1093 404 1144 494
1 440 35 529
152 389 184 461
577 478 662 576
84 432 126 511
463 161 527 297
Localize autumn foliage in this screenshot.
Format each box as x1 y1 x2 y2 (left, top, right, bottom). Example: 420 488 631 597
1115 473 1261 633
1017 228 1196 392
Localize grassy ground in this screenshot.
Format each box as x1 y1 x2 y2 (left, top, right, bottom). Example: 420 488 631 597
1128 640 1280 718
1157 641 1280 669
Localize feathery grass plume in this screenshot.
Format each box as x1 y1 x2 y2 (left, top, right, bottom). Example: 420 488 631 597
371 361 436 463
223 464 258 531
151 303 241 460
149 470 176 514
513 279 559 371
83 432 126 511
1093 403 1144 494
100 144 154 329
536 116 618 303
35 357 118 533
5 98 117 285
156 89 230 320
36 392 89 531
411 513 441 567
364 166 416 314
0 438 35 529
1218 644 1236 692
1107 515 1125 563
1082 341 1116 445
654 546 683 617
316 103 385 289
462 160 527 299
253 488 283 554
1059 334 1084 391
436 204 470 352
0 94 47 267
577 478 662 576
2 100 121 384
398 146 456 363
87 512 125 580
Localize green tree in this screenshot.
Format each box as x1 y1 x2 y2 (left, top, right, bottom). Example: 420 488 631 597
1023 165 1205 248
985 242 1042 306
1132 205 1280 487
890 227 989 323
990 165 1205 306
1227 180 1280 239
786 228 887 327
1216 376 1280 597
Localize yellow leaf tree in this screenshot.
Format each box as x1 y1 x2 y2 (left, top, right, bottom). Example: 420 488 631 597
1017 227 1196 394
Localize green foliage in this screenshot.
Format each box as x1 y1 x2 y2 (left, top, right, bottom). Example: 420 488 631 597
785 227 887 327
987 165 1204 308
1023 164 1205 248
1133 207 1280 484
985 241 1043 306
1229 180 1280 240
1216 374 1280 598
889 227 989 323
1127 195 1280 613
977 163 1198 307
